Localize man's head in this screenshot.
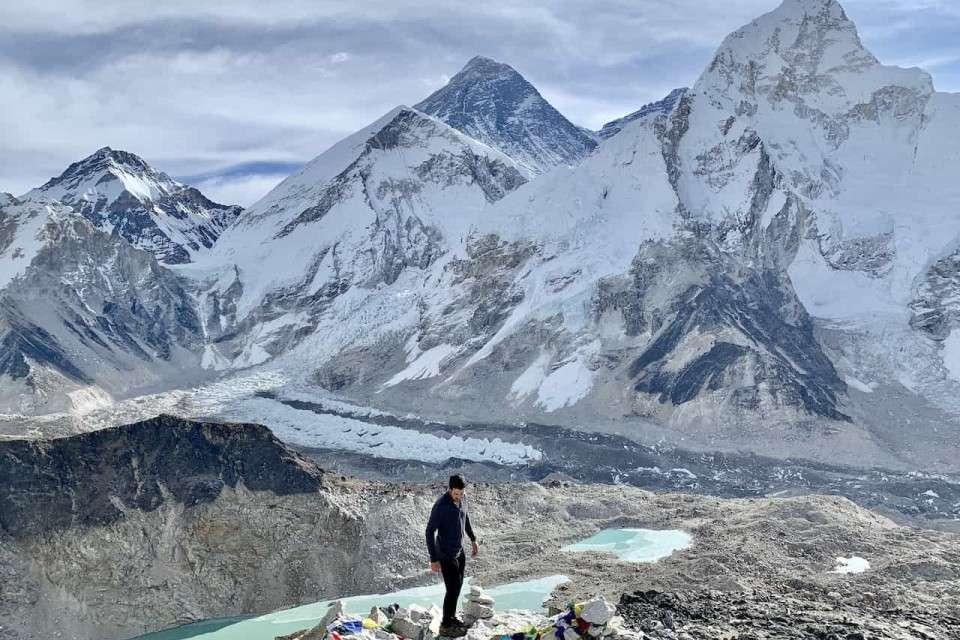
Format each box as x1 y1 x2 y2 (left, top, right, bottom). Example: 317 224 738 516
448 474 466 501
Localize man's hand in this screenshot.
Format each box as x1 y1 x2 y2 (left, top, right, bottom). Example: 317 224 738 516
430 561 441 573
471 540 479 557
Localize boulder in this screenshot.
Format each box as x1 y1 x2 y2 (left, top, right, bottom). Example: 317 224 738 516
463 602 495 620
390 604 441 640
580 598 616 625
370 606 390 626
320 601 347 629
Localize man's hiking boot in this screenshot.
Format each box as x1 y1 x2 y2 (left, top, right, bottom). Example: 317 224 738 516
439 620 468 637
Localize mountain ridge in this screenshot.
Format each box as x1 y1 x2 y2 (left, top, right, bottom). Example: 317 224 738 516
598 88 688 140
3 414 959 640
0 196 207 415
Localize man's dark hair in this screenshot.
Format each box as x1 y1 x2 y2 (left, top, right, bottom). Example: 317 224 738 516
448 474 466 490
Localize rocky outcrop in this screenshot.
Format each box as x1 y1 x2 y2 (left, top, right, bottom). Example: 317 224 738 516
597 89 688 140
910 246 960 339
0 414 324 537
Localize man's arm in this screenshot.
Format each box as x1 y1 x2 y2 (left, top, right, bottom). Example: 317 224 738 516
425 503 440 562
465 512 476 542
465 511 479 557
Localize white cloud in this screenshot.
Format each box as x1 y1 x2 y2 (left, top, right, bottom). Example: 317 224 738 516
192 173 287 207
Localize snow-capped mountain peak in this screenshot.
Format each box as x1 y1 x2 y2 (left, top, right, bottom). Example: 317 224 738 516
415 56 597 174
696 0 933 124
23 147 242 264
31 146 172 206
228 105 524 238
451 55 515 82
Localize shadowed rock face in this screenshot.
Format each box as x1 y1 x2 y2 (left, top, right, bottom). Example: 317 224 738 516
629 270 849 421
0 414 324 538
911 246 960 339
0 309 92 383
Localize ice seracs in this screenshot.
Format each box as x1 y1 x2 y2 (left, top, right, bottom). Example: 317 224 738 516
23 146 241 264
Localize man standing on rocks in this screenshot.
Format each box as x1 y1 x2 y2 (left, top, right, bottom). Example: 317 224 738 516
426 474 479 637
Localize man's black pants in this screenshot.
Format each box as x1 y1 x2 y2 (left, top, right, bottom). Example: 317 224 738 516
439 551 466 624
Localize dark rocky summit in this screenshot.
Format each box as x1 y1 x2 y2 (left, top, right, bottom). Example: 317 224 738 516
416 56 597 173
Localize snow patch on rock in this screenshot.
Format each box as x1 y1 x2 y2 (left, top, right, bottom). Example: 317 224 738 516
384 344 458 388
942 330 960 382
831 556 870 574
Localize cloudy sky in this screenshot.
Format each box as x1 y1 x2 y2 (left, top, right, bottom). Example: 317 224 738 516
2 0 958 206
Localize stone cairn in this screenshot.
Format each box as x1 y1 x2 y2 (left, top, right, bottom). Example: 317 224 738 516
462 584 496 625
277 594 636 640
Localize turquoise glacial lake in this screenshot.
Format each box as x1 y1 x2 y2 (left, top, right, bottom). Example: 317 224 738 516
133 527 690 639
131 575 569 640
560 528 692 562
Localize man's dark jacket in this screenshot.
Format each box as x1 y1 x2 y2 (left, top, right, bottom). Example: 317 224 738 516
425 491 476 562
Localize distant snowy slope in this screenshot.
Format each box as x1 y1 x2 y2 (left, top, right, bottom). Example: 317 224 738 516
416 56 597 174
24 147 241 264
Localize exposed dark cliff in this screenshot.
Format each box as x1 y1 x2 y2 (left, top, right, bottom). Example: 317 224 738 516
0 414 325 538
